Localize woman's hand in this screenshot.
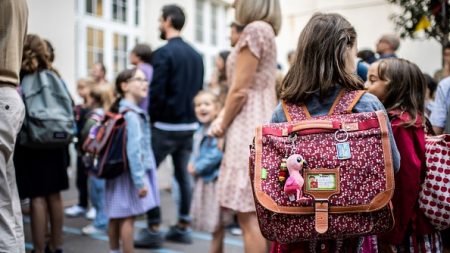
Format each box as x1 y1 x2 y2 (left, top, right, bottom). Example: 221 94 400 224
138 186 148 198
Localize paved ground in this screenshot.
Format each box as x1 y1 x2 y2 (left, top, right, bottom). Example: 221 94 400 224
23 155 244 253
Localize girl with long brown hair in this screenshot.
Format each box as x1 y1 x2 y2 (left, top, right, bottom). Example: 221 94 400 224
269 13 400 253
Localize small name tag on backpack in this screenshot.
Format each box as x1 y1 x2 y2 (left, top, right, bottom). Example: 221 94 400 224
53 132 68 139
306 173 337 191
336 142 351 160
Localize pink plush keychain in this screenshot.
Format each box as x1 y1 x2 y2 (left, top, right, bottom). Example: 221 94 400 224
284 154 309 203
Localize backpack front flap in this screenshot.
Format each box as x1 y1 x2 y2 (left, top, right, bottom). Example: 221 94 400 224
250 110 395 242
20 70 75 147
23 71 74 120
83 111 128 179
83 112 124 155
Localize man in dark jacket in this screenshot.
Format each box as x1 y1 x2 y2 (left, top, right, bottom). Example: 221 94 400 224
134 4 204 248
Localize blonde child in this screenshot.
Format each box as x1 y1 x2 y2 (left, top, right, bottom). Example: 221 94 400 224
106 68 159 253
366 58 442 252
65 78 97 218
80 84 114 236
189 91 226 253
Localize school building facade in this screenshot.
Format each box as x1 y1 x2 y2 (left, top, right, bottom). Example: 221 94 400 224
27 0 233 98
28 0 442 99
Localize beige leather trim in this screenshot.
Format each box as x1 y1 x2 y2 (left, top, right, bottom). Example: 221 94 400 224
342 122 359 131
328 89 346 115
254 126 263 193
375 110 395 199
302 105 312 119
315 202 329 234
281 100 292 122
346 90 366 113
291 122 334 132
304 168 340 199
252 111 395 214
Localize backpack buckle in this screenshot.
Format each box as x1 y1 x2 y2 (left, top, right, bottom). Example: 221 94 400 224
314 200 329 234
303 168 341 234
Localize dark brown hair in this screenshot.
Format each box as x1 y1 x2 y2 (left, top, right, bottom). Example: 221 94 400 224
162 4 185 31
110 68 138 113
21 34 54 76
377 58 426 126
131 44 152 64
218 50 230 83
230 21 245 33
281 13 363 104
44 39 55 63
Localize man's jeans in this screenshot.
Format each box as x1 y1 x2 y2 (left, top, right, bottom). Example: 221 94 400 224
0 85 25 253
147 128 194 226
89 176 108 230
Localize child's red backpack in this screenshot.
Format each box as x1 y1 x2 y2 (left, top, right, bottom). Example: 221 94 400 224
249 90 395 243
82 110 129 179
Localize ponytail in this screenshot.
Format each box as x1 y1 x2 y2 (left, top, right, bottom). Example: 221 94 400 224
110 68 138 113
109 96 121 113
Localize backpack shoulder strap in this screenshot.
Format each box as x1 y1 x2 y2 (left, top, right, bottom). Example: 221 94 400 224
328 89 366 115
281 89 365 121
281 100 311 122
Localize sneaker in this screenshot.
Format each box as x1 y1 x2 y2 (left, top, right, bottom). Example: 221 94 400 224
85 207 96 220
165 225 193 244
64 205 86 217
134 228 164 248
81 224 106 236
230 227 243 236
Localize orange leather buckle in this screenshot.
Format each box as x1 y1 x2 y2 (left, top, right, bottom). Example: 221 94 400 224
314 201 329 234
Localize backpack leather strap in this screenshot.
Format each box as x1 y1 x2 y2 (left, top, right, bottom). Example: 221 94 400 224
329 90 366 115
281 100 310 122
282 90 365 122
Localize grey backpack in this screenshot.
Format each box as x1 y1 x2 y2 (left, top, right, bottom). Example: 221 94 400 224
19 70 75 148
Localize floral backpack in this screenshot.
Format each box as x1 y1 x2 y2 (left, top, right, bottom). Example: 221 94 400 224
249 90 395 243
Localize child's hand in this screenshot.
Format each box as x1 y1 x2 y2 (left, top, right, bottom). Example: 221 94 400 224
188 163 196 176
209 117 225 137
138 186 148 198
217 138 225 151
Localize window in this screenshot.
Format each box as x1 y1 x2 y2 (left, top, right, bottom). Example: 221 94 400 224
87 27 104 73
86 0 103 16
135 0 140 26
195 0 204 42
112 0 127 22
113 33 128 76
211 55 216 72
210 3 218 45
